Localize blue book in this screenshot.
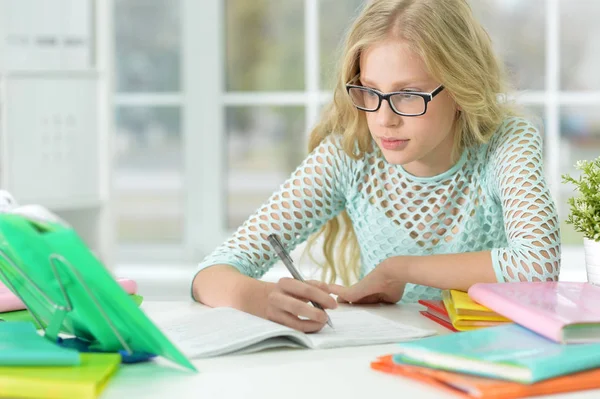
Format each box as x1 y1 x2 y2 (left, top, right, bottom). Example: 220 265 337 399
394 324 600 384
0 322 80 366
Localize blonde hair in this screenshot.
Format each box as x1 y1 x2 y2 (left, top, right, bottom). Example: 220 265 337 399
305 0 515 286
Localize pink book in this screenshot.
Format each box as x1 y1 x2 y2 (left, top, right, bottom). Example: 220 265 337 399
468 282 600 344
0 277 138 313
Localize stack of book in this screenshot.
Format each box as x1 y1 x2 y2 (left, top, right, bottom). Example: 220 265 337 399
0 276 142 398
419 289 510 332
0 321 121 399
374 282 600 398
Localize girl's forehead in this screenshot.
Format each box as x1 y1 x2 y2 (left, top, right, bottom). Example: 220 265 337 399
359 39 431 86
361 39 423 69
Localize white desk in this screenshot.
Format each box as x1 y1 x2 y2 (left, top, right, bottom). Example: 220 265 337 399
101 301 600 399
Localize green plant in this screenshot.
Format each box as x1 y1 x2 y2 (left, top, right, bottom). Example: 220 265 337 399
562 157 600 242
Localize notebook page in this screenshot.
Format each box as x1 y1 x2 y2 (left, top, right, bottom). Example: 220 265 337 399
233 337 305 355
155 307 307 358
306 310 436 349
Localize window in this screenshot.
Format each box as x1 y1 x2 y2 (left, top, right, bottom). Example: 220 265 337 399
114 0 184 258
113 0 599 271
223 0 364 230
558 0 600 247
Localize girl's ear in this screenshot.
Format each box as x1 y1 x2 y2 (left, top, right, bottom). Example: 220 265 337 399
451 95 461 112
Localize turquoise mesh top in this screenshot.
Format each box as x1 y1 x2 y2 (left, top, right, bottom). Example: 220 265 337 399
196 117 561 303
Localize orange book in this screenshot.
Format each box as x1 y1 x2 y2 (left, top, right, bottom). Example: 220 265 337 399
371 355 600 399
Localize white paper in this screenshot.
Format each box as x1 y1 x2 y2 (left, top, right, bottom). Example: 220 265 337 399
156 307 436 358
306 310 436 349
156 307 307 358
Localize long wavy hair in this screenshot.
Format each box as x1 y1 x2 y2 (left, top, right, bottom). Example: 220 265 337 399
305 0 515 286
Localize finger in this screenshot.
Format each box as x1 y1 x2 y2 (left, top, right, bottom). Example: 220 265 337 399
328 283 347 296
328 283 361 303
305 280 339 308
274 310 325 333
306 279 330 292
328 284 352 303
278 278 337 309
270 290 329 324
329 283 384 304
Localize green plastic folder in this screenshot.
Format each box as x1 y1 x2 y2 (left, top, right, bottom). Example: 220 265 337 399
0 294 144 328
0 214 195 371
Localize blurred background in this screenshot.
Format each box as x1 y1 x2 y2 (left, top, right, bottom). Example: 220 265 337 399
0 0 598 298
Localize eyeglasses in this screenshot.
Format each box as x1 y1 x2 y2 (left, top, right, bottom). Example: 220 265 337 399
345 84 445 116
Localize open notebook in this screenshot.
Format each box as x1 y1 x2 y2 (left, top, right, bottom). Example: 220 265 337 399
155 307 436 358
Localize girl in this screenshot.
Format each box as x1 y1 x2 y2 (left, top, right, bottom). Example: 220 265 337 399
192 0 561 332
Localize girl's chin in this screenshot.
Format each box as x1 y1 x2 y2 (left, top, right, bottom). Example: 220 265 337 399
380 149 414 165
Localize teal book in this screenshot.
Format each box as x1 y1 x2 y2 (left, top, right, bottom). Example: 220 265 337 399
394 324 600 384
0 322 80 366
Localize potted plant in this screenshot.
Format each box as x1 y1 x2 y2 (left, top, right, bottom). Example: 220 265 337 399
562 157 600 285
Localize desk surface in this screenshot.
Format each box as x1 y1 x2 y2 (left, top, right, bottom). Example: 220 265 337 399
101 301 600 399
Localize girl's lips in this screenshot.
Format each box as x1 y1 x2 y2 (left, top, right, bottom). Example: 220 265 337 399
380 138 410 151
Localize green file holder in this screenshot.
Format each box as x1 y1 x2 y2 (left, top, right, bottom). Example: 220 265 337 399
0 214 195 371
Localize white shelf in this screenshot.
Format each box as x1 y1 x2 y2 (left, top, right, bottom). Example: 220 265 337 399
0 0 114 267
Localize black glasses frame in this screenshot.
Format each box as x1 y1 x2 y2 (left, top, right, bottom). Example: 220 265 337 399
345 84 445 116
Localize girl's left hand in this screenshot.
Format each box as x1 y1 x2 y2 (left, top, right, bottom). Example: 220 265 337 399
328 258 406 304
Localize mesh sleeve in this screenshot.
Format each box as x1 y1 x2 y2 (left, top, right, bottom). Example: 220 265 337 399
196 135 353 279
489 118 561 282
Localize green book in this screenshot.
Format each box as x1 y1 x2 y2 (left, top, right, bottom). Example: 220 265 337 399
0 309 41 327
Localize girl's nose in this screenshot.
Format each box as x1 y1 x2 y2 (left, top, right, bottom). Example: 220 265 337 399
376 99 401 127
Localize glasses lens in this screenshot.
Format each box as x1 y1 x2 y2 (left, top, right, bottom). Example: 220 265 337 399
390 93 426 115
348 87 379 111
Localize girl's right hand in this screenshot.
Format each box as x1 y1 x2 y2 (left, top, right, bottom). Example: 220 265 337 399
265 277 338 333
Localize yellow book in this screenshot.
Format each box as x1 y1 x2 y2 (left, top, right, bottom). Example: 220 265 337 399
442 290 511 331
0 353 121 399
449 290 509 317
